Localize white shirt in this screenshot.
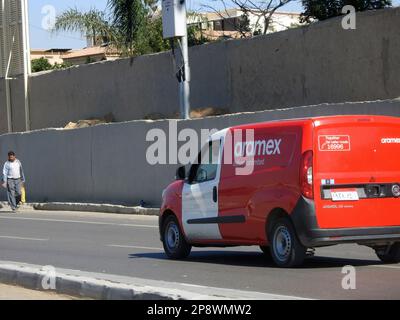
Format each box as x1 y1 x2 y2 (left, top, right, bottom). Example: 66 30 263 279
3 160 25 182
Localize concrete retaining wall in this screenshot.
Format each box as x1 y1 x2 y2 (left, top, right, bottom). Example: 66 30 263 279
0 99 399 206
0 77 26 133
1 8 400 133
0 80 7 134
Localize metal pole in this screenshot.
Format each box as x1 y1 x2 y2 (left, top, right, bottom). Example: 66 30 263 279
21 0 31 131
4 79 12 133
1 0 12 133
180 1 190 120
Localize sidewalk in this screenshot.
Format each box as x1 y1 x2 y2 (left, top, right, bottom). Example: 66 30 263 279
0 201 159 216
0 284 75 300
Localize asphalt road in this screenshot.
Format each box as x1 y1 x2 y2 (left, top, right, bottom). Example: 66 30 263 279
0 209 399 300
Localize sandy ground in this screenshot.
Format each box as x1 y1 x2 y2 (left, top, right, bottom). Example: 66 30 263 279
0 284 76 300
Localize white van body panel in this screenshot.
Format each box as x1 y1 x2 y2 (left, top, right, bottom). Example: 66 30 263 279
181 129 229 241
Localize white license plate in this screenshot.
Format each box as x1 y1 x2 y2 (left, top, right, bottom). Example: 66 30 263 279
331 190 359 202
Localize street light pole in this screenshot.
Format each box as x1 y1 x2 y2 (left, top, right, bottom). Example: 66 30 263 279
1 0 12 133
162 0 191 120
21 0 31 131
179 5 190 120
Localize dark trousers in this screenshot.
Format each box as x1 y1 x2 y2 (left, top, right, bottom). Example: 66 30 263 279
7 178 22 210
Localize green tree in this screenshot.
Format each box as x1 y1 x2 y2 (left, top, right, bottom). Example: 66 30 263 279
108 0 146 56
31 58 53 72
31 58 72 73
53 1 212 58
135 17 171 55
301 0 392 23
186 12 212 46
238 12 252 36
52 62 73 70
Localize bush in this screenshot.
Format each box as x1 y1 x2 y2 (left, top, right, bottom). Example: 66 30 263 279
31 58 53 72
31 58 72 73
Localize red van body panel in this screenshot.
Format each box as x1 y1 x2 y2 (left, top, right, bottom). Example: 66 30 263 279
313 116 400 229
159 180 186 236
218 121 309 244
159 115 400 249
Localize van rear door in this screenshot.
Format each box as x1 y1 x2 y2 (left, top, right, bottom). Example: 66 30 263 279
313 116 400 229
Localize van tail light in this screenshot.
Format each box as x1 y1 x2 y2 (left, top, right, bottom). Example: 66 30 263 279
300 151 314 199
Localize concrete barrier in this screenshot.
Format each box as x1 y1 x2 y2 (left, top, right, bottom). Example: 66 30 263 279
33 203 159 216
0 99 399 206
0 261 307 300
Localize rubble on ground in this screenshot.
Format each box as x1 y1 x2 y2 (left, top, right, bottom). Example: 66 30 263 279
144 107 229 121
64 113 115 129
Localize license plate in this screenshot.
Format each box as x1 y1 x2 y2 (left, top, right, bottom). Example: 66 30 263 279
331 189 359 201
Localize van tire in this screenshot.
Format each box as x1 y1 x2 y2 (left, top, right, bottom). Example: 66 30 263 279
269 217 307 268
162 215 192 260
375 243 400 264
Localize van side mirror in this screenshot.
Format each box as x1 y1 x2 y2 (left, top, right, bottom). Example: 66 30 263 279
176 166 186 180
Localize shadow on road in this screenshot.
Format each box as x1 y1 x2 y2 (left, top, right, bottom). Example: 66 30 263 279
128 250 381 269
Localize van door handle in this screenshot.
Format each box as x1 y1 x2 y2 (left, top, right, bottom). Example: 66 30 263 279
213 186 218 203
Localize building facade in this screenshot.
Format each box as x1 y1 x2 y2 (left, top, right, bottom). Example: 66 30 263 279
30 46 120 67
189 9 302 39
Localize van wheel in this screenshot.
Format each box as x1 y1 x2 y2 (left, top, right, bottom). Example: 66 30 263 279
269 217 306 268
162 215 192 260
375 243 400 264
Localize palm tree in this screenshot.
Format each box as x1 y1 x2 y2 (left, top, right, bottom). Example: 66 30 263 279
53 1 169 57
53 7 114 47
108 0 145 56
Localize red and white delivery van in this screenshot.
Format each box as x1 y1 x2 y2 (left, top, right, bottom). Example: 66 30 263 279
159 115 400 267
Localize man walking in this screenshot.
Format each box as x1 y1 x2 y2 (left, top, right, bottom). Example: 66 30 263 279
2 152 26 212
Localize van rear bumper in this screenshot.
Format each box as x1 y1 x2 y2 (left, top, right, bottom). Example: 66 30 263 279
290 197 400 247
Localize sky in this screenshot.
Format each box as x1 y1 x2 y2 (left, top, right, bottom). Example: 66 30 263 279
28 0 400 49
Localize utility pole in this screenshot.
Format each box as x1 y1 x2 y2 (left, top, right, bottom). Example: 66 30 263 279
1 0 31 133
178 7 190 120
162 0 191 120
1 0 13 133
21 0 31 131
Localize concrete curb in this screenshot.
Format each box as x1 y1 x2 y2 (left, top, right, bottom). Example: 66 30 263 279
0 263 179 300
0 262 309 300
32 203 160 216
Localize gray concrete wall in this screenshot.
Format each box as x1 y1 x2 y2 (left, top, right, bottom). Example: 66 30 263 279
0 79 7 134
27 52 180 130
227 8 400 112
2 8 400 134
0 77 26 133
0 99 399 206
10 77 25 133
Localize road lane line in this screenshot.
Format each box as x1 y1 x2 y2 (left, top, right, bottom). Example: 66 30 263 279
0 216 157 229
0 235 48 241
370 264 400 270
107 245 163 251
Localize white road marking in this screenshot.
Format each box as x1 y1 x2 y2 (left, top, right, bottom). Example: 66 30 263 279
370 264 400 270
0 235 48 241
107 245 163 251
0 215 157 229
